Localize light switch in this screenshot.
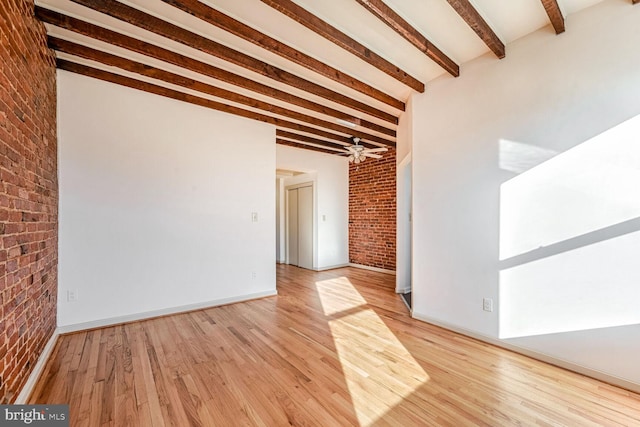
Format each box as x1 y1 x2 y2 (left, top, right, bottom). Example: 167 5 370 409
67 290 78 302
251 212 258 222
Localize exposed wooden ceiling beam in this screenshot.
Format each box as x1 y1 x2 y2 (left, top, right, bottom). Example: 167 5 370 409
260 0 425 92
277 129 345 146
277 129 371 149
56 60 395 147
69 0 403 123
161 0 402 108
276 139 346 155
36 7 396 134
445 0 505 58
49 37 395 146
354 0 459 77
540 0 565 34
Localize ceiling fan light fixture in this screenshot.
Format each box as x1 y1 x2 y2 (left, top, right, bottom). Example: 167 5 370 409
345 135 384 163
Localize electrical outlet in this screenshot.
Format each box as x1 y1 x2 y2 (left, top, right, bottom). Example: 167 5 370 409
251 271 257 280
483 297 493 312
67 290 78 302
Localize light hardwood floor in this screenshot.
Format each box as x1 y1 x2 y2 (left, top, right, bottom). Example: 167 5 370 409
31 265 640 426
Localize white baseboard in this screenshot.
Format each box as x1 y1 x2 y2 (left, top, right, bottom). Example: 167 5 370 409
396 287 411 294
411 311 640 394
57 290 278 334
16 328 60 404
314 263 350 271
349 263 396 275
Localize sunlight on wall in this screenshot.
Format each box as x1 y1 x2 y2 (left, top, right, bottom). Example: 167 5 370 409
499 115 640 338
499 140 557 175
500 230 640 338
500 114 640 261
315 278 429 426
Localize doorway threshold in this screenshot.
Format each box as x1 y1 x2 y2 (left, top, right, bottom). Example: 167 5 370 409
400 292 411 310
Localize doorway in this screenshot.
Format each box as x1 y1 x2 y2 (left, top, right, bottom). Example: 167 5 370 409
286 182 313 269
397 157 412 308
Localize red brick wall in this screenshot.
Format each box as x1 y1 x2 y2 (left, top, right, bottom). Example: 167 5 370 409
0 0 58 403
349 147 396 271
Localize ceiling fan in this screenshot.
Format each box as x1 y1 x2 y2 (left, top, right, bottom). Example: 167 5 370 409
341 137 388 163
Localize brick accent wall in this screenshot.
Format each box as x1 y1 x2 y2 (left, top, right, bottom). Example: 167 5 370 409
349 147 396 271
0 0 58 403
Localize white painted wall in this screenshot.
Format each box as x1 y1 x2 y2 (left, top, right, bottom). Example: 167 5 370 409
411 0 640 385
500 115 640 338
396 96 413 165
276 145 349 270
58 71 276 328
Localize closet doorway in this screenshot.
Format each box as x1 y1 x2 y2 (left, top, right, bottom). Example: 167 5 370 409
286 182 313 269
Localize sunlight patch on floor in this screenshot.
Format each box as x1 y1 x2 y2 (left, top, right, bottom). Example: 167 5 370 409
316 278 429 426
315 276 367 316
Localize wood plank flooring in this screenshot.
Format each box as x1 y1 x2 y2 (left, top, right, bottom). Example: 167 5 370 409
31 265 640 426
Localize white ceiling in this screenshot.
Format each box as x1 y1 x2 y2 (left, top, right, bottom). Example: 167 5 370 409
36 0 605 152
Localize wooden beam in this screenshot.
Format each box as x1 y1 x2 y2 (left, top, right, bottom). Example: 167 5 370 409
161 0 402 108
277 130 348 147
540 0 565 34
277 129 378 154
276 129 373 149
69 0 403 122
35 8 396 134
56 60 394 147
276 139 345 155
260 0 425 92
49 37 394 146
354 0 459 77
445 0 505 58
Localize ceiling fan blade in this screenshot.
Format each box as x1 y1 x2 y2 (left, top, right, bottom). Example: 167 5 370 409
363 153 382 159
364 147 388 153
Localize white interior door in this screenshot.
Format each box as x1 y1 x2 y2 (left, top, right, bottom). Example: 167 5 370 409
297 185 313 269
286 183 313 269
287 187 299 266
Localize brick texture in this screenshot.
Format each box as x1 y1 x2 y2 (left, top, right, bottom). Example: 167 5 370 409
0 0 58 403
349 148 396 271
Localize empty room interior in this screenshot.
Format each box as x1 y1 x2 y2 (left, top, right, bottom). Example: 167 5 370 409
2 0 640 424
